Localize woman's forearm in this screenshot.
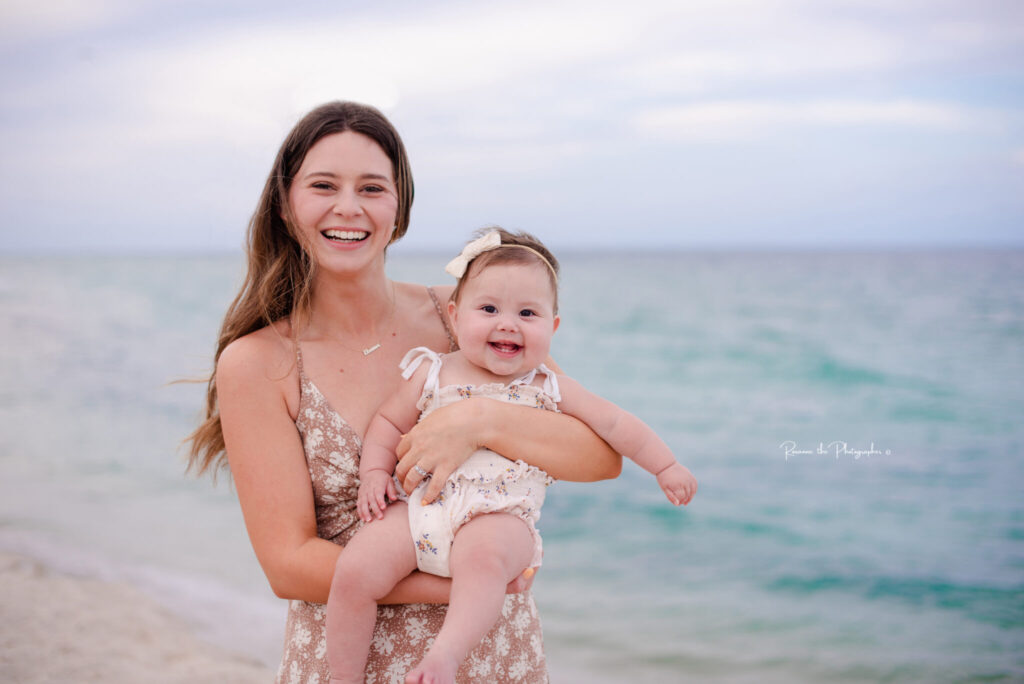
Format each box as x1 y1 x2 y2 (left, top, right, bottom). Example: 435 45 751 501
478 399 622 481
395 396 621 504
271 538 451 605
379 571 452 605
266 536 353 604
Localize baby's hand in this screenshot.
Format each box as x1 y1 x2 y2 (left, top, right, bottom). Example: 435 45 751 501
357 468 398 522
656 462 697 506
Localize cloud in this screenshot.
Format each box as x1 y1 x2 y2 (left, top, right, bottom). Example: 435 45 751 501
5 0 1018 153
633 99 974 141
1 0 1022 251
0 0 126 39
2 1 643 152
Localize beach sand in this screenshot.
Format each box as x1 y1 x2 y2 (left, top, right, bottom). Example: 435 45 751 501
0 552 275 683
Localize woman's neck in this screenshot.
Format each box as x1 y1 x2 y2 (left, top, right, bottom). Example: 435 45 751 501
306 263 395 341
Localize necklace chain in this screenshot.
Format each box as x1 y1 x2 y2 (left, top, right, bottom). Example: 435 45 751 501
328 282 397 357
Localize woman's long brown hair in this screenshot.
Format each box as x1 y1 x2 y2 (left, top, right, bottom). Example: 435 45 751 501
185 102 414 478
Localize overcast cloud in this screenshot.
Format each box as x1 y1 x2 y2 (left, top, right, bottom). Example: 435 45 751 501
1 0 1021 253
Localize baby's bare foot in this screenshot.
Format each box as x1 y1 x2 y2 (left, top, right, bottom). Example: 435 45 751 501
405 650 458 684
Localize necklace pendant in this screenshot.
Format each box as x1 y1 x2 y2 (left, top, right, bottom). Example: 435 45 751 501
362 343 382 356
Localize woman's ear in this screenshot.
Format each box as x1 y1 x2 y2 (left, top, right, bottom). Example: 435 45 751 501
553 315 560 333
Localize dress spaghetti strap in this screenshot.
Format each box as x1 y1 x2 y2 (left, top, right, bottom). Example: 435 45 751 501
294 337 307 383
426 286 457 352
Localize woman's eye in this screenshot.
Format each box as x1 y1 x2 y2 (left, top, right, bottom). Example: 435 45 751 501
362 185 384 194
311 182 333 191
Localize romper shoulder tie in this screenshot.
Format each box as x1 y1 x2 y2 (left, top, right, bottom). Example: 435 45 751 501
399 346 444 398
511 363 561 403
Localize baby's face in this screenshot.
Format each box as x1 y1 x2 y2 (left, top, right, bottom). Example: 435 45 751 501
449 262 560 379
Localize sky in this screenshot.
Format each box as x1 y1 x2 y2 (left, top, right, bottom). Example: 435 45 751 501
0 0 1022 253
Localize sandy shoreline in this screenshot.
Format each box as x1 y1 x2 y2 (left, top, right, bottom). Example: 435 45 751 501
0 552 275 683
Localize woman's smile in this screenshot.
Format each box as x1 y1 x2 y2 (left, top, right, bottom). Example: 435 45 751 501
322 229 370 243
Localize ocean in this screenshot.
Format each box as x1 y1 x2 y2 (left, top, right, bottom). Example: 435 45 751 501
1 250 1022 682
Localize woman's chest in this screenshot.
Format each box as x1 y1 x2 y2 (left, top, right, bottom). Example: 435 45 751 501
296 294 453 434
308 360 402 437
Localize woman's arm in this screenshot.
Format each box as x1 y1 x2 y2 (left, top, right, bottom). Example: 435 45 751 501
396 398 622 503
218 333 348 603
380 567 536 605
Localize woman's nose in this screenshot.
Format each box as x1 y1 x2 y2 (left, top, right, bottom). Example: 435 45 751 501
332 189 362 216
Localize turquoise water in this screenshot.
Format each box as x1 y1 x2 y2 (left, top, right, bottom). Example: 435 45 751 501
1 251 1022 682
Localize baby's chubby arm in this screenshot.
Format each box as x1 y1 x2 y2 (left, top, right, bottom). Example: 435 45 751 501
556 375 697 506
358 364 430 522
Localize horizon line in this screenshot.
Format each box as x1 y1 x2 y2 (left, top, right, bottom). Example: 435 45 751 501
2 242 1023 259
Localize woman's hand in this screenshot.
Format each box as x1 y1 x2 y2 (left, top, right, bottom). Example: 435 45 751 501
506 567 537 594
396 394 622 500
395 399 488 503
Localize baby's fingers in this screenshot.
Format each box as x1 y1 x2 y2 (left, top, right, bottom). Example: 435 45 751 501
680 480 696 505
374 489 389 520
660 481 680 506
357 493 373 523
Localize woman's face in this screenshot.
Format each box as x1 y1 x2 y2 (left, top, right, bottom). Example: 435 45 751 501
287 131 399 274
448 261 560 379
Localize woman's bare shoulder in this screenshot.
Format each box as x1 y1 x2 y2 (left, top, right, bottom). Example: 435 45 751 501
217 320 295 386
393 281 457 352
429 283 455 302
393 281 451 320
393 280 452 299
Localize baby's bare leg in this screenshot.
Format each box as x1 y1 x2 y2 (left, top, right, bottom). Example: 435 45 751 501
405 513 534 684
327 502 417 684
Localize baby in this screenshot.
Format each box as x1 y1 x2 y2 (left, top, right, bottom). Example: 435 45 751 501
326 228 697 684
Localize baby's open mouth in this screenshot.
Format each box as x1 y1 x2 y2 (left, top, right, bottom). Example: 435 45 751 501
490 342 522 354
323 230 369 243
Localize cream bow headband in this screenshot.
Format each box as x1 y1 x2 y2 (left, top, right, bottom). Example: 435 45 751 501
444 230 559 282
444 231 502 278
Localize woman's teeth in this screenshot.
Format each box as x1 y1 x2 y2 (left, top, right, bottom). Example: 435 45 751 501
323 230 369 242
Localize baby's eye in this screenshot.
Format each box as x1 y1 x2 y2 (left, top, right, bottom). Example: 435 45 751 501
520 309 536 318
481 305 498 314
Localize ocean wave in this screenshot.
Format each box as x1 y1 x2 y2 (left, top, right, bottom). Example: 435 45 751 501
768 572 1024 629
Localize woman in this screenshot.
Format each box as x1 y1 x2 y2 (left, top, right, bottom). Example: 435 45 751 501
187 101 620 683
